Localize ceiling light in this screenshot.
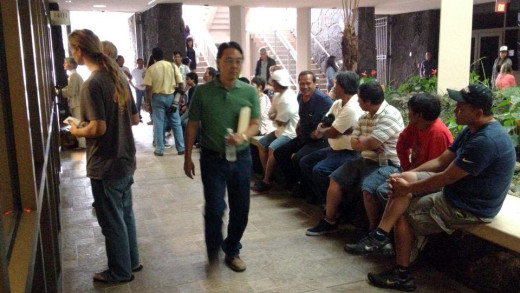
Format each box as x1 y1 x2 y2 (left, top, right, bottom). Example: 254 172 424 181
93 4 106 8
65 0 71 2
147 0 156 5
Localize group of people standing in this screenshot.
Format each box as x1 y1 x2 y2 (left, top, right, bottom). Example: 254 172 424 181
63 28 516 292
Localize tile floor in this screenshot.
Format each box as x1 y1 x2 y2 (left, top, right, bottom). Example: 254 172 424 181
60 122 474 293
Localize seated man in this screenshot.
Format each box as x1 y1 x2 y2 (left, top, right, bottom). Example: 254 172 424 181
356 84 515 292
345 92 453 252
252 69 299 192
299 71 364 204
274 71 332 194
306 81 404 235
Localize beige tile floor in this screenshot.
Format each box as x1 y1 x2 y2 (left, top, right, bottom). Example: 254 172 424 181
60 122 474 293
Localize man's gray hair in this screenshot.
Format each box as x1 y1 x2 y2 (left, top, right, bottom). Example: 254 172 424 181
258 47 267 54
101 41 118 59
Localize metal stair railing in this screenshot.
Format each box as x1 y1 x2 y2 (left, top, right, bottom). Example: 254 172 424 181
191 24 218 69
259 29 297 87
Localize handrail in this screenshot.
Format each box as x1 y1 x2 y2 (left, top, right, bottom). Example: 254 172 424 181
311 34 330 58
260 31 297 87
190 24 218 69
274 30 297 61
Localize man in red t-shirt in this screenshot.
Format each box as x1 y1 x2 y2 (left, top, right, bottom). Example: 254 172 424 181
345 93 453 253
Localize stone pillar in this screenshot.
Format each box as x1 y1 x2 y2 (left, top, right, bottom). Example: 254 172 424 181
137 3 185 62
437 0 473 94
296 7 311 76
229 6 251 78
357 7 376 75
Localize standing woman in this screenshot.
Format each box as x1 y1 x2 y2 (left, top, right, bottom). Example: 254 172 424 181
491 46 512 89
68 29 141 284
325 56 338 92
186 36 197 72
61 57 85 148
495 63 517 90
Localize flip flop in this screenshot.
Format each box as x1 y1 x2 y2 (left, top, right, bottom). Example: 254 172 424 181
93 271 135 284
251 180 272 193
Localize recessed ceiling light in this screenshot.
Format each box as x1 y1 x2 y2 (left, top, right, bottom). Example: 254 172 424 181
147 0 156 5
65 0 71 2
93 4 106 8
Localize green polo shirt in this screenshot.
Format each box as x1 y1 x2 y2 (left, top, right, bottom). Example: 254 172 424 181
189 78 260 153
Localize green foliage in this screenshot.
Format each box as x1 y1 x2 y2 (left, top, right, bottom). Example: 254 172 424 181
492 86 520 147
396 74 438 94
359 70 377 84
386 71 520 146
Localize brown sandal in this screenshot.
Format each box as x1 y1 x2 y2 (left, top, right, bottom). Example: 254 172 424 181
93 271 134 284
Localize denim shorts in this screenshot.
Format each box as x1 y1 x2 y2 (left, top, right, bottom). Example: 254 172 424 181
362 165 401 195
257 131 291 151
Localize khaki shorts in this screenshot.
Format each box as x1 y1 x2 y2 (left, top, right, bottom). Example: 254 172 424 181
406 172 492 236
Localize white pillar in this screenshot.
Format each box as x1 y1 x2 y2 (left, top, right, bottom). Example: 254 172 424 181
296 7 311 77
229 6 251 78
437 0 473 94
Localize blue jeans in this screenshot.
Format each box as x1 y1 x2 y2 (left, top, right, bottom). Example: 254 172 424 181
135 89 145 118
151 93 185 153
91 174 139 281
199 147 252 257
300 147 361 204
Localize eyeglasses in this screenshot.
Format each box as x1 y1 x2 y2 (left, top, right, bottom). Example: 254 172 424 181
223 58 243 65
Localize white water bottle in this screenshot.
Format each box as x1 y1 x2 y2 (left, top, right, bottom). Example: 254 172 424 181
225 128 237 162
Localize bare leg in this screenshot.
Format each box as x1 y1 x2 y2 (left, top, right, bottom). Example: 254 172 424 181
395 216 414 267
378 171 419 233
324 179 343 222
257 145 268 173
262 148 276 183
363 190 381 230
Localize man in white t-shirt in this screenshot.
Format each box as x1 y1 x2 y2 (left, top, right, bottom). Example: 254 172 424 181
130 58 146 122
300 71 364 205
116 55 133 80
252 69 299 192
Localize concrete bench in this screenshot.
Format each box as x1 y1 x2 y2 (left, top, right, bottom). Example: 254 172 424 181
461 195 520 253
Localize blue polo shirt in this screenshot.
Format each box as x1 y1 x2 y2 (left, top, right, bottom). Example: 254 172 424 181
445 121 515 218
297 88 332 143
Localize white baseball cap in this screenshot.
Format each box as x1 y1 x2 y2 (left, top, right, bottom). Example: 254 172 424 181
500 46 508 52
271 69 292 87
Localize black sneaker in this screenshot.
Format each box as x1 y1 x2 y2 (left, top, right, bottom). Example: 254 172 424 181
305 219 338 236
344 233 390 255
368 268 417 292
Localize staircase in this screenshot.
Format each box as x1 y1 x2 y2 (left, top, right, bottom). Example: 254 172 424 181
251 30 328 92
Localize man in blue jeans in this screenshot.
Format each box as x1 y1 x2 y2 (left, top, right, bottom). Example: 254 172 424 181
68 29 141 283
143 47 185 156
130 57 146 122
184 42 260 272
299 71 364 204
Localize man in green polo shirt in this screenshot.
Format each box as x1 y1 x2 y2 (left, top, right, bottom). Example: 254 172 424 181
184 41 260 272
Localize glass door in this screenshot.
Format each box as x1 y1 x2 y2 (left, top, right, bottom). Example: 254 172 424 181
472 29 502 82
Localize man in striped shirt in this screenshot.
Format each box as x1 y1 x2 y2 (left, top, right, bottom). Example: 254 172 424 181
306 81 404 236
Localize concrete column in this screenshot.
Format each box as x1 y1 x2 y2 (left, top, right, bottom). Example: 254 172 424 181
437 0 473 94
229 6 251 78
296 7 311 76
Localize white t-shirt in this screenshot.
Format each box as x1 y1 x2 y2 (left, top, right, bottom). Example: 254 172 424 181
327 94 364 150
270 89 299 138
131 67 146 90
259 93 275 135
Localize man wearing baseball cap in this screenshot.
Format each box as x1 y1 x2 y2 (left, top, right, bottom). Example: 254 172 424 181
362 84 515 292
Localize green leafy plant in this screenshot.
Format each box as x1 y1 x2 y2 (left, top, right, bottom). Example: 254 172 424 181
492 86 520 147
360 69 377 84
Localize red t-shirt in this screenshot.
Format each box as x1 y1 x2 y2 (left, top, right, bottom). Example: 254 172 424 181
396 118 453 171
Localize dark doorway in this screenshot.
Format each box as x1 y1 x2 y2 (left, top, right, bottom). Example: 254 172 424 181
479 35 500 81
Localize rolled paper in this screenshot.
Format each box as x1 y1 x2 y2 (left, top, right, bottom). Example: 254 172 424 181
237 106 251 134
